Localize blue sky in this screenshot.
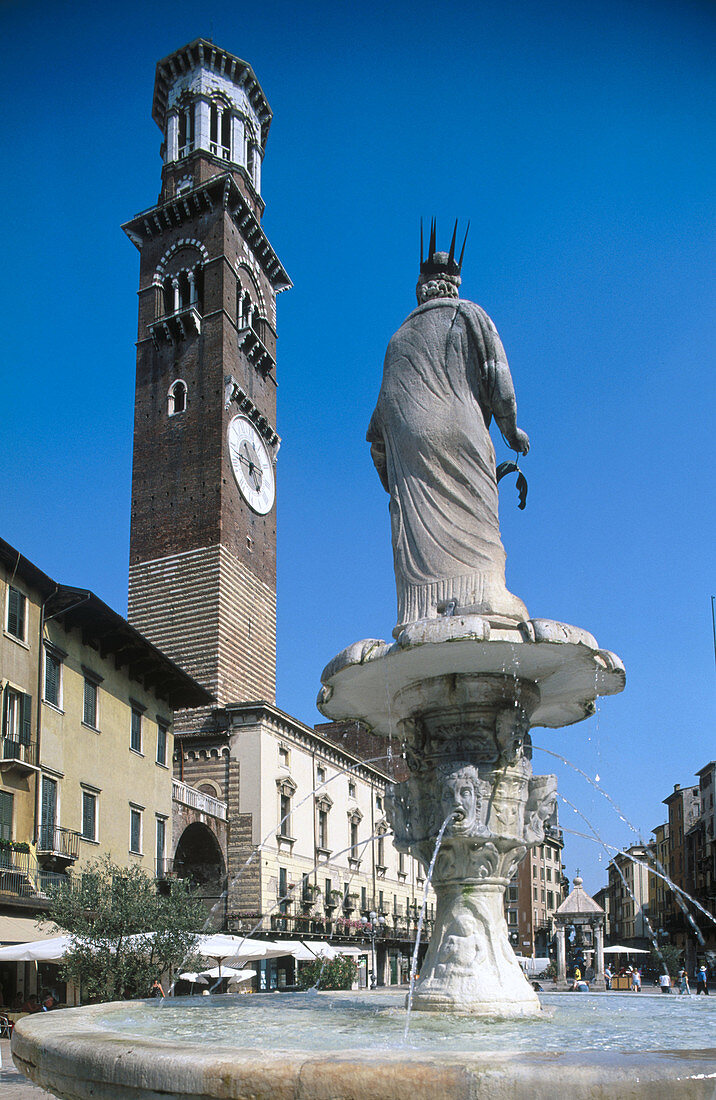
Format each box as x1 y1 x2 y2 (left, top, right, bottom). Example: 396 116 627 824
1 0 713 894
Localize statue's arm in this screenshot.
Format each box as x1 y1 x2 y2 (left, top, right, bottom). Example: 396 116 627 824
490 356 530 455
366 412 390 492
465 304 529 455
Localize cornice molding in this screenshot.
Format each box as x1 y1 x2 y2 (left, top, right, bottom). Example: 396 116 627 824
122 174 291 293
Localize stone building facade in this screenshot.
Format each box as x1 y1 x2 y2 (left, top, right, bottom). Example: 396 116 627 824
505 821 566 958
606 844 651 947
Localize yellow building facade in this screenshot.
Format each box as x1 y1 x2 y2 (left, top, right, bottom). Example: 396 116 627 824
0 538 211 1000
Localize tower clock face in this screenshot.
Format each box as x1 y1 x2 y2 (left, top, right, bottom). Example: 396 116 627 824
227 415 275 515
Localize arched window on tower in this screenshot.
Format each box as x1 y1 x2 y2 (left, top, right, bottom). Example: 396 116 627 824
210 102 231 160
162 275 174 316
177 271 191 309
238 288 252 330
178 105 195 159
168 380 187 416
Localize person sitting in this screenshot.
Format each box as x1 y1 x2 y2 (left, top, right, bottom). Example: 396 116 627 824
41 995 56 1012
21 994 41 1014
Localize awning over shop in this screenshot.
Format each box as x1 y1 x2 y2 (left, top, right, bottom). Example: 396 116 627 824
0 916 59 945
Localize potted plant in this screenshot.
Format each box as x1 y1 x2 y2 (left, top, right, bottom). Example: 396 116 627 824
325 889 342 910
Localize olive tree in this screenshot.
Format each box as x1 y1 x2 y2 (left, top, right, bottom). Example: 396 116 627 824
45 855 206 1001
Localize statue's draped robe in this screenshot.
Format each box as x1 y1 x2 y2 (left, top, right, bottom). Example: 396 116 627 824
367 298 527 632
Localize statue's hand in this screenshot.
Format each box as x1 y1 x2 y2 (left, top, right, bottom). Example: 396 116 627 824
509 428 530 455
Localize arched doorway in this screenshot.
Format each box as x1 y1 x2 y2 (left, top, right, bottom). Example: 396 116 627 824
173 822 227 913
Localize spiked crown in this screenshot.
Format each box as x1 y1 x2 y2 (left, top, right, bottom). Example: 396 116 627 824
419 218 469 277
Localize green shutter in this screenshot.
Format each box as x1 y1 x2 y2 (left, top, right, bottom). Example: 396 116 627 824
82 793 95 841
45 652 60 706
20 693 32 744
7 587 25 639
41 776 57 831
0 790 13 842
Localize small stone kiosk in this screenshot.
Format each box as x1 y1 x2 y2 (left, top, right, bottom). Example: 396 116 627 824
554 876 606 990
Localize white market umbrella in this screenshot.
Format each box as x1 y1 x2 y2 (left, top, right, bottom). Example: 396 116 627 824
177 972 209 984
197 934 285 964
0 935 72 962
200 965 249 980
603 945 650 954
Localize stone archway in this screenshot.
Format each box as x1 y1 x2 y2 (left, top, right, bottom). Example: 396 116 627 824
173 822 227 913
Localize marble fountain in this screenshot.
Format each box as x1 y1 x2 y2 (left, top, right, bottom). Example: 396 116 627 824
13 236 716 1097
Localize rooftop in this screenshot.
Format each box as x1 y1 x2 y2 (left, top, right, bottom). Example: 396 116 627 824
0 537 213 710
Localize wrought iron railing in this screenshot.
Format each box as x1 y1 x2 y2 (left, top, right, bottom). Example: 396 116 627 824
1 737 38 768
0 849 70 899
37 825 80 861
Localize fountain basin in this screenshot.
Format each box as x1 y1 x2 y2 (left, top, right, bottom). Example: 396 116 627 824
13 992 716 1100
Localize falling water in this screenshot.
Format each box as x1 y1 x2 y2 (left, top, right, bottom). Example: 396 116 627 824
532 743 642 839
562 823 716 935
559 794 672 972
403 811 455 1043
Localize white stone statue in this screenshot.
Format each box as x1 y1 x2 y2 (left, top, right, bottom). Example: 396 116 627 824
367 222 530 635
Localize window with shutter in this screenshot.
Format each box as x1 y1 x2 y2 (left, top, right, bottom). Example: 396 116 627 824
130 807 142 853
6 586 26 640
40 776 57 850
130 708 142 753
20 693 32 743
83 678 98 728
0 790 13 842
45 650 62 707
156 722 168 766
82 792 97 841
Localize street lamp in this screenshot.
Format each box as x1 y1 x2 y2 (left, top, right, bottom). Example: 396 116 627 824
361 910 386 987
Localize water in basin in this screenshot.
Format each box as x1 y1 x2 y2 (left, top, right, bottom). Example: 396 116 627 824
104 991 716 1054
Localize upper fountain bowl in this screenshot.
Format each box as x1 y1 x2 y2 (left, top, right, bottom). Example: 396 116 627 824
318 615 625 734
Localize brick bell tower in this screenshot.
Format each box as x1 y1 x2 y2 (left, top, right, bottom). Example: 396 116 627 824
123 40 291 725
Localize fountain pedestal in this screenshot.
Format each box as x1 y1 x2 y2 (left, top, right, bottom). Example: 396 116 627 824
318 613 625 1017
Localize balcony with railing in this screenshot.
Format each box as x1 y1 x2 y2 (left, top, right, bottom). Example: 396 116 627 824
0 736 39 771
262 909 432 942
237 321 275 376
0 848 71 901
172 779 228 821
155 857 176 881
149 302 202 343
37 825 80 863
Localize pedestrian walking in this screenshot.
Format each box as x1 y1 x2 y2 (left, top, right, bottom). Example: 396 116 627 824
149 979 165 999
678 969 690 995
696 965 709 995
659 972 671 993
604 965 612 990
631 968 641 992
